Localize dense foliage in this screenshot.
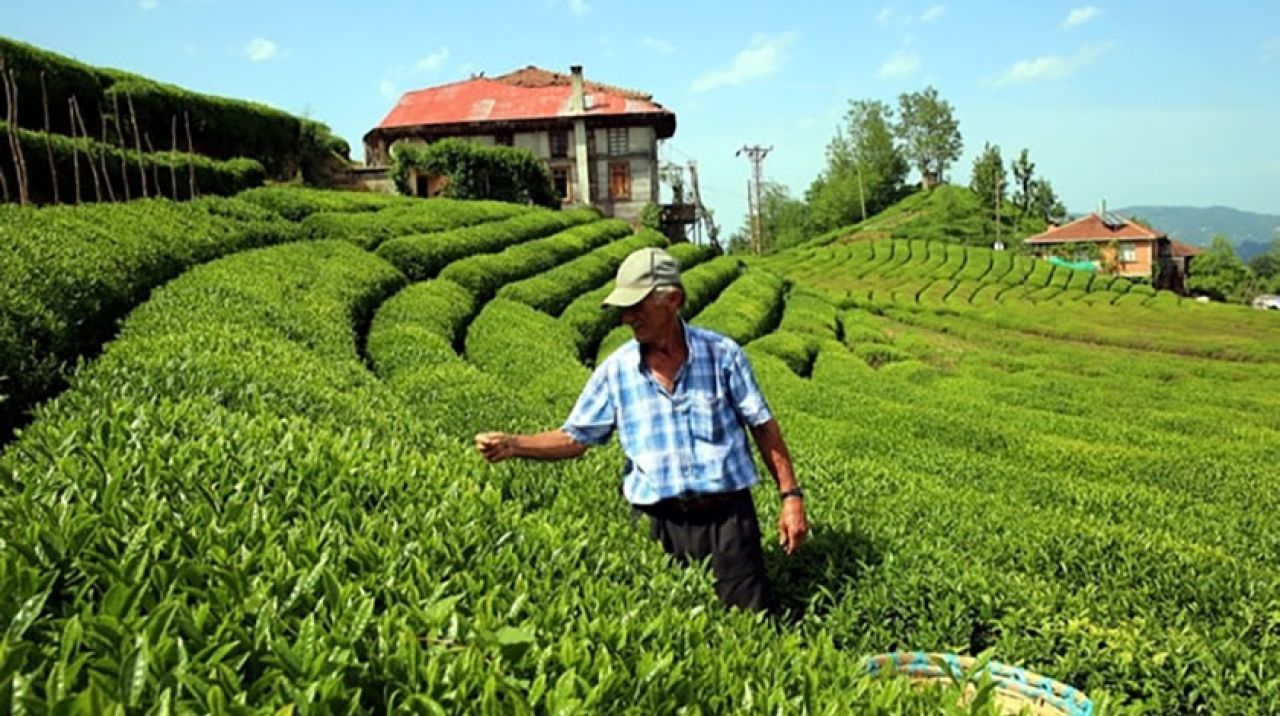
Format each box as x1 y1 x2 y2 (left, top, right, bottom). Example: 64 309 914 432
1 121 266 203
391 139 559 209
2 188 1278 712
0 36 346 183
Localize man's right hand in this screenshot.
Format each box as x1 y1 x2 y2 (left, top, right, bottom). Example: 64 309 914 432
475 432 515 462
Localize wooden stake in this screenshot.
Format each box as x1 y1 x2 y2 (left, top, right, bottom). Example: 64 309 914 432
126 91 147 198
71 97 101 202
111 93 130 200
0 59 11 203
184 110 196 198
95 103 116 202
144 133 162 199
67 97 81 204
169 114 178 199
2 62 31 205
40 71 60 204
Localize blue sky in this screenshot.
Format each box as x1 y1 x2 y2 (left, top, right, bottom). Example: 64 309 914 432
7 0 1279 229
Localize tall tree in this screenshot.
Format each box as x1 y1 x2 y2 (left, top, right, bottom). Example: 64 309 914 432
894 86 962 190
1029 179 1067 223
807 99 907 230
1011 148 1035 217
969 142 1007 222
1188 234 1251 302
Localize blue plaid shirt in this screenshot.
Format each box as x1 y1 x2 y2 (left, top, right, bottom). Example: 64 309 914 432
562 321 773 505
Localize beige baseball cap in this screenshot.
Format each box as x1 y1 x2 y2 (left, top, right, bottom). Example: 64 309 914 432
602 247 682 307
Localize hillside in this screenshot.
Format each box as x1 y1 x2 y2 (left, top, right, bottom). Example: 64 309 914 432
806 184 1048 249
3 185 1279 712
1114 204 1280 258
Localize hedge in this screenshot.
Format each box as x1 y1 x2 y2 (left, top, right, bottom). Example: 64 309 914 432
496 229 668 316
366 280 475 380
237 186 415 221
300 200 530 250
0 196 298 437
375 208 598 280
391 138 558 208
691 269 788 346
0 36 348 181
1 121 265 203
439 220 632 302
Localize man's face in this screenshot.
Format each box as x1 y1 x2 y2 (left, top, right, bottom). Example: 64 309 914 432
620 289 679 345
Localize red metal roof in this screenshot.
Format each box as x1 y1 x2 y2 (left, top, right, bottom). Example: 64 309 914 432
1024 212 1166 244
375 66 674 134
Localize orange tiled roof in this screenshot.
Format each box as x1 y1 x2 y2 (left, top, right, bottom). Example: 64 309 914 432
1170 239 1203 257
1025 212 1166 244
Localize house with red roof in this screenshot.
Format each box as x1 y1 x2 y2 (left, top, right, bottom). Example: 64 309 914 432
1024 208 1202 293
363 65 676 221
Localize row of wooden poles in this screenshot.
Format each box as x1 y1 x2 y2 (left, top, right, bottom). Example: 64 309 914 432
0 55 202 207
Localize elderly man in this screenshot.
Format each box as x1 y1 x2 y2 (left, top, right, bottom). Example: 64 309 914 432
475 247 808 611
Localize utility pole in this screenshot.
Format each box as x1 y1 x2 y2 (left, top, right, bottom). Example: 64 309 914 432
736 144 772 255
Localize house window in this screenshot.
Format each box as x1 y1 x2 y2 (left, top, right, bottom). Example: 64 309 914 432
494 132 513 146
552 167 572 202
607 127 628 156
550 131 570 158
1120 243 1138 263
609 162 631 200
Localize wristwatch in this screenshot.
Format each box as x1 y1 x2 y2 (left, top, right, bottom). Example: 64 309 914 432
779 486 805 502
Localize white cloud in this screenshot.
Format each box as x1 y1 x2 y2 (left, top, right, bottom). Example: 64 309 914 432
921 5 945 22
138 0 158 10
416 47 450 73
879 50 922 78
379 79 397 100
990 42 1114 86
568 0 589 16
243 38 279 63
1062 5 1101 29
691 32 796 93
639 36 675 55
876 6 894 25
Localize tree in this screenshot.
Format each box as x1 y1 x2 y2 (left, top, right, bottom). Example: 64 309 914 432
1187 234 1252 302
894 86 962 190
807 99 907 230
1010 148 1035 217
1029 179 1067 223
389 138 558 208
1248 237 1280 282
730 181 811 254
969 142 1007 222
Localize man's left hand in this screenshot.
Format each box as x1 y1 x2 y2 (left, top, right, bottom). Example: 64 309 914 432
778 498 809 555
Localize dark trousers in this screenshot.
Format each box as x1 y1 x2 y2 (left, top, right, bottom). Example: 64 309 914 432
637 489 776 612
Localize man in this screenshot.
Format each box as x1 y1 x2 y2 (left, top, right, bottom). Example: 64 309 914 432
475 247 808 611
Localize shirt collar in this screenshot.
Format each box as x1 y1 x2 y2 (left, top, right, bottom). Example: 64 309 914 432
634 319 698 383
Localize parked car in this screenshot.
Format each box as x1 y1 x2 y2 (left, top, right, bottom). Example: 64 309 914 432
1252 294 1280 310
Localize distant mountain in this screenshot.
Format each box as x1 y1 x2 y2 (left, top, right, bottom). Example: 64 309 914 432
1112 205 1279 260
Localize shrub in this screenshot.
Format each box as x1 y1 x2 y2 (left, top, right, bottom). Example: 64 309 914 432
440 220 631 302
391 138 558 208
1 121 265 203
376 209 597 280
498 229 668 315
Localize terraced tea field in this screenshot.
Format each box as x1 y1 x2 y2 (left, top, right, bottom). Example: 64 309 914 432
2 188 1279 713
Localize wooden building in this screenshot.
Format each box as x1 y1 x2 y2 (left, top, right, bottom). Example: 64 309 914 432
363 65 676 221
